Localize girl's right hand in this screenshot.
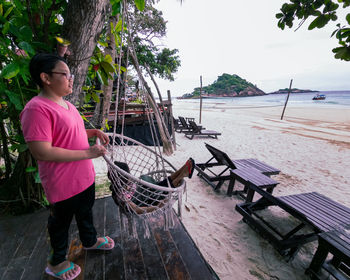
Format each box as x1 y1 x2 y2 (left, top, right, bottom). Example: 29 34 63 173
88 144 107 158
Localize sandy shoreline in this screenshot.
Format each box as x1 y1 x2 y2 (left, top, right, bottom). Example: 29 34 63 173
94 102 350 280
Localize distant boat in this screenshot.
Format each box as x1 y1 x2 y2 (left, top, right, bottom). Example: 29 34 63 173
312 94 326 100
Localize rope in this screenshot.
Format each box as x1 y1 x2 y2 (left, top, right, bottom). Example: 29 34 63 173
100 1 184 222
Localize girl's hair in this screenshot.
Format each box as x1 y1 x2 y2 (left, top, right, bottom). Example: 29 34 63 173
29 53 66 88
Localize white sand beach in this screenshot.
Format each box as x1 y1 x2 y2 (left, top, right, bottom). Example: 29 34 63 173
94 100 350 280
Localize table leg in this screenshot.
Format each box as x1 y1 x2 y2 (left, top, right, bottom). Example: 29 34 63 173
306 239 329 278
227 177 235 196
245 184 255 203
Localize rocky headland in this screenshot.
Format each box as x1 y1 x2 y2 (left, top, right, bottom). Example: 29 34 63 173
178 73 266 99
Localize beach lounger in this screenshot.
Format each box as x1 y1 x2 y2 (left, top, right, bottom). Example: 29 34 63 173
176 116 202 133
306 227 350 279
235 189 350 260
195 143 280 194
184 120 221 140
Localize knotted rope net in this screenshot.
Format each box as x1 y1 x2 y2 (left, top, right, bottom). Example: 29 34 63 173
99 0 185 238
103 134 186 238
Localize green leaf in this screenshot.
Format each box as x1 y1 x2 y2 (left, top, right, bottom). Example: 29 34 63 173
25 166 37 172
84 92 91 103
308 14 329 30
34 171 41 184
2 21 10 35
18 144 28 153
20 72 29 85
4 6 13 19
333 46 350 60
134 0 145 11
96 71 103 85
111 0 121 16
104 54 113 64
114 19 123 33
346 13 350 24
1 62 20 79
5 90 23 110
99 69 108 85
18 41 35 55
98 40 108 47
81 114 88 122
19 26 33 41
101 61 114 73
91 92 100 103
12 0 24 11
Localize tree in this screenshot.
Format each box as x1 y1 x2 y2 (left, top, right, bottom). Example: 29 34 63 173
276 0 350 61
62 0 111 105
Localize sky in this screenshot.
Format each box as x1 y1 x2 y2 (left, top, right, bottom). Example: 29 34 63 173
147 0 350 97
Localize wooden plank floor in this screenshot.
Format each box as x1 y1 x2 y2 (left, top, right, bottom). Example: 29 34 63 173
0 197 219 280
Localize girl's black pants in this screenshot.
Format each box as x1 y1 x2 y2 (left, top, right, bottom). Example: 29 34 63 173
47 183 97 265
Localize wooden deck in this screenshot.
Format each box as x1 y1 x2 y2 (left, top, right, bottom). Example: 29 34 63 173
0 197 219 280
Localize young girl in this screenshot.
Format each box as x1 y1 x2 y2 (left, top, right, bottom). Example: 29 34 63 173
20 53 114 280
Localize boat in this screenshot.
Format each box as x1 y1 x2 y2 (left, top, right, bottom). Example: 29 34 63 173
312 94 326 100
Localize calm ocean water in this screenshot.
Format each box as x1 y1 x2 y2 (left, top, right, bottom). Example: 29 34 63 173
174 90 350 108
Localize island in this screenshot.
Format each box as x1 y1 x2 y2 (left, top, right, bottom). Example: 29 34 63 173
268 88 319 94
178 73 266 99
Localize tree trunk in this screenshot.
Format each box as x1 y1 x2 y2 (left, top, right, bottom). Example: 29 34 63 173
93 16 117 130
0 118 12 179
62 0 110 105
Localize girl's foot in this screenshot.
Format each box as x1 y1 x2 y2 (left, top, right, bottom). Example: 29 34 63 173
84 236 114 250
46 261 81 280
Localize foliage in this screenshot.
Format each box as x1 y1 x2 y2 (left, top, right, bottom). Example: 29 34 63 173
0 0 147 213
127 3 181 81
276 0 350 61
0 0 67 212
189 73 257 96
133 38 181 81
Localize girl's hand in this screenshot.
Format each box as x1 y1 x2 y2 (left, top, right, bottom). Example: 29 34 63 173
95 130 109 146
88 144 107 158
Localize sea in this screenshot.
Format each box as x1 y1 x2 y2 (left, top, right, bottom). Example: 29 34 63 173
172 91 350 109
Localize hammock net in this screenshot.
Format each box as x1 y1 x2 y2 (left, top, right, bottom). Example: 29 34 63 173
104 133 186 238
99 1 186 238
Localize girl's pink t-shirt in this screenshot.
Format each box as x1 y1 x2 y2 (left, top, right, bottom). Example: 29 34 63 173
20 96 95 204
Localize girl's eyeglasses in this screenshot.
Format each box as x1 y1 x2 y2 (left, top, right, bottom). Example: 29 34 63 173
49 72 74 80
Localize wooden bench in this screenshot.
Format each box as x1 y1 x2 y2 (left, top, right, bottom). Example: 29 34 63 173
228 167 279 201
236 191 350 259
184 121 221 140
307 226 350 280
233 158 280 176
195 143 280 192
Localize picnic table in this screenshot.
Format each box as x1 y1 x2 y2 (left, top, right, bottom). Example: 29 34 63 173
307 225 350 279
228 167 279 201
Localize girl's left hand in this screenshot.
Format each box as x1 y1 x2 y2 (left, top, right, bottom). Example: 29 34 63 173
96 130 109 146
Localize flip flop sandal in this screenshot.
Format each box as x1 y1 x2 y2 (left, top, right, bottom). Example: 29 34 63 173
187 158 195 179
45 261 81 280
84 236 115 251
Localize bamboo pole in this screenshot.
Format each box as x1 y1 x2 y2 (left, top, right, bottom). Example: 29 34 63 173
199 75 203 123
167 90 176 150
281 79 293 120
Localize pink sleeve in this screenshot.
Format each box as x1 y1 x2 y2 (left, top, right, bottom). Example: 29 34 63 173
20 108 52 142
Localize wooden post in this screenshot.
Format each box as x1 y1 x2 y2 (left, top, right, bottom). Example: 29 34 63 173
281 79 293 120
199 75 203 123
167 90 176 150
